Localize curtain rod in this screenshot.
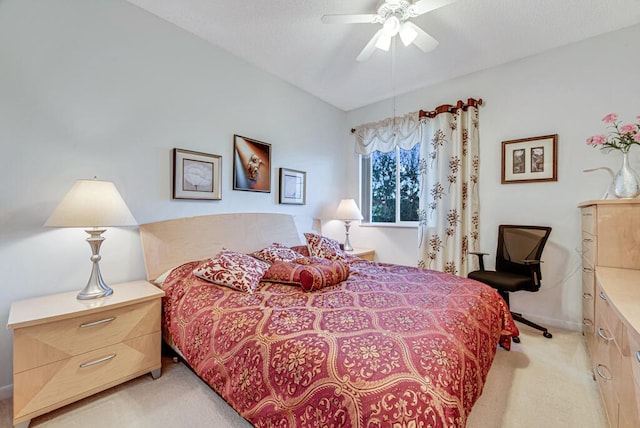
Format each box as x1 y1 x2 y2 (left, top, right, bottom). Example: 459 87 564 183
350 97 483 134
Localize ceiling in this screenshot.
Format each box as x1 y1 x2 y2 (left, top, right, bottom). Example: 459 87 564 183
126 0 640 111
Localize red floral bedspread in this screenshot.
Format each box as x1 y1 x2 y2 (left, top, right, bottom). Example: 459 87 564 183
161 259 518 428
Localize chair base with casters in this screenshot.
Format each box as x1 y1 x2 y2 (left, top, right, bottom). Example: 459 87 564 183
497 289 553 343
468 225 553 343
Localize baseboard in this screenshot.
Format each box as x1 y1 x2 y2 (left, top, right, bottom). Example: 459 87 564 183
514 313 582 333
0 383 12 400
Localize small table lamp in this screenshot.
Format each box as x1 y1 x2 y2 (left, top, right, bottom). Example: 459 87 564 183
336 199 363 252
45 179 137 300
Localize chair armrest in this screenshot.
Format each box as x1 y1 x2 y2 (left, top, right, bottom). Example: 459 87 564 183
521 259 543 285
469 252 489 271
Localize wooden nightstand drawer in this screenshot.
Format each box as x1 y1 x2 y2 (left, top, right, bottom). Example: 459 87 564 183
14 299 160 373
13 332 161 423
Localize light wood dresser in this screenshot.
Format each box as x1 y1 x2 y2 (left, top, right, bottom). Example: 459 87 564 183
7 280 164 428
579 200 640 427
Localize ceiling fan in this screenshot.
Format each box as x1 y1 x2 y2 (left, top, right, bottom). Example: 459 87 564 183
322 0 456 62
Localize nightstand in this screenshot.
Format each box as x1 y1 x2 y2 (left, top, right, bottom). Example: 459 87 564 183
346 247 375 261
7 280 164 428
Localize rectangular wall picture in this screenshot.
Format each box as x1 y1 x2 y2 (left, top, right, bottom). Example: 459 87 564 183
173 148 222 200
233 135 271 192
279 168 306 205
501 134 558 184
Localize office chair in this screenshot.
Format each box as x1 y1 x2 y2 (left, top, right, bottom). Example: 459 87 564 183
468 225 552 343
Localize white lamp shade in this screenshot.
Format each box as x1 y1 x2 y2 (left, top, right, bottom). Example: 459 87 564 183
45 179 137 228
336 199 363 221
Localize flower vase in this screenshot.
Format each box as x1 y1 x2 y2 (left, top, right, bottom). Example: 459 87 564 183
613 151 640 199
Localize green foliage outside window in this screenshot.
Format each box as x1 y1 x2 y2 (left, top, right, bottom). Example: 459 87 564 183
369 145 420 223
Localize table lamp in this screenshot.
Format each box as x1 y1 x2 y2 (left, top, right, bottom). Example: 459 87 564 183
335 199 363 252
45 178 137 300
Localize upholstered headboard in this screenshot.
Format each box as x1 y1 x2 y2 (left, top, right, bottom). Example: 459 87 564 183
139 212 302 281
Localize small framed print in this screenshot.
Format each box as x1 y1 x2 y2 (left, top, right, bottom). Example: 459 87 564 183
233 135 271 192
173 148 222 200
279 168 306 205
501 134 558 184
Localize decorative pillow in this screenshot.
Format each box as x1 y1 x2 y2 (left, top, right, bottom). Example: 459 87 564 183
262 258 350 292
304 233 346 261
290 245 311 257
251 244 304 264
193 249 269 294
292 256 333 265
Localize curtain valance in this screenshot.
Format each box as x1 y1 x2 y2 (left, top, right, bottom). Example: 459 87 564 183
352 98 483 156
353 111 421 155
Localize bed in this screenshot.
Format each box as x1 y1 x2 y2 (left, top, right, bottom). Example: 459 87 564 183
139 213 518 428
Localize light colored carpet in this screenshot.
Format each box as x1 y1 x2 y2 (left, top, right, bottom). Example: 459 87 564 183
0 328 607 428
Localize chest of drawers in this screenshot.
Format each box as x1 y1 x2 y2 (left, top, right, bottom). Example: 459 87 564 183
594 268 640 428
7 281 164 427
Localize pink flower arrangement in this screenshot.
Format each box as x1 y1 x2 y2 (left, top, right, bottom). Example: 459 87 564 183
586 113 640 153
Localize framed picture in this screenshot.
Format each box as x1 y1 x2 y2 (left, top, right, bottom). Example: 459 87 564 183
501 134 558 184
173 148 222 200
279 168 306 205
233 135 271 192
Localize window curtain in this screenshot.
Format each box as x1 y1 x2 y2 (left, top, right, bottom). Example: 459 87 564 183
417 100 481 276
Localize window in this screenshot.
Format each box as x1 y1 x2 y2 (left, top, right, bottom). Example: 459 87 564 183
361 144 420 224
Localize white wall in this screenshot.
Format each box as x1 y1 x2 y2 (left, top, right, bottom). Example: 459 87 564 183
346 24 640 332
0 0 347 396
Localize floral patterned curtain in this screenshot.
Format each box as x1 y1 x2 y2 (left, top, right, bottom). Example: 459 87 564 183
417 101 481 276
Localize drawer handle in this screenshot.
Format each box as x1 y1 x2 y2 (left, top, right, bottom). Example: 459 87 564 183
80 317 116 328
80 354 116 368
583 293 593 300
582 267 593 273
583 319 593 326
598 291 607 301
582 213 593 217
595 364 613 381
582 238 593 242
597 327 614 341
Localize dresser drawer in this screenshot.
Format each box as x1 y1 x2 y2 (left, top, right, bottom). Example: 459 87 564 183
594 327 621 428
596 286 625 353
628 327 640 389
13 332 161 423
582 267 595 329
581 232 597 268
619 325 640 428
581 206 596 234
13 299 161 373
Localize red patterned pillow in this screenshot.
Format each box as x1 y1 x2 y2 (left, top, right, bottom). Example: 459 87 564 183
193 249 269 294
304 233 346 261
292 256 333 265
262 258 350 292
289 245 310 257
251 244 304 264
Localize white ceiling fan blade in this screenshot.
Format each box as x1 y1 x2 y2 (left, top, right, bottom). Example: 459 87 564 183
356 29 383 62
405 22 439 52
410 0 457 16
321 14 378 24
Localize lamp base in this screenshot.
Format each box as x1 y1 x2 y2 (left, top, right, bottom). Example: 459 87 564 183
343 220 353 252
77 229 113 300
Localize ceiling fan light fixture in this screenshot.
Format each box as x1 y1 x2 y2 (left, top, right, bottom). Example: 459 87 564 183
375 32 392 51
399 22 417 46
382 15 401 37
